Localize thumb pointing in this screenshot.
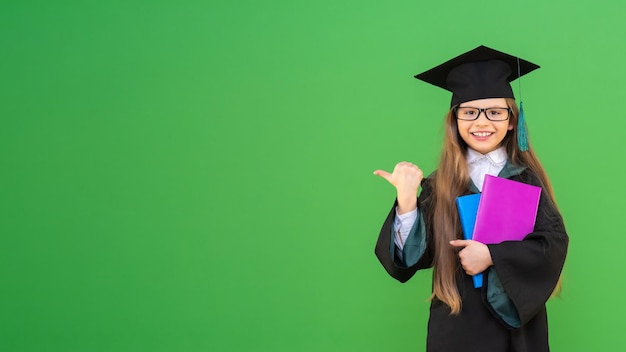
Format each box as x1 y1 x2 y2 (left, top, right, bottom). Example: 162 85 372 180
373 170 392 182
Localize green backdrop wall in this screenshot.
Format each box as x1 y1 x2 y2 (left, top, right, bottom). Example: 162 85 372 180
2 0 625 351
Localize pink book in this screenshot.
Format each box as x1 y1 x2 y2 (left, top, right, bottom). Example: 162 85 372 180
472 175 542 244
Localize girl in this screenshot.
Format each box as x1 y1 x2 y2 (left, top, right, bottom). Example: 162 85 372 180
373 46 568 352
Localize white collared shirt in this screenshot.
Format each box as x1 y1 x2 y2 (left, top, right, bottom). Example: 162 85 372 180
393 147 508 255
466 147 507 191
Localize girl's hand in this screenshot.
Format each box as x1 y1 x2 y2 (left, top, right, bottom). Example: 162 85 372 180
449 240 493 275
373 162 423 214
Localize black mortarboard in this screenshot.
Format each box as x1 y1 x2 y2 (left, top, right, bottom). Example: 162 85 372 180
414 45 540 107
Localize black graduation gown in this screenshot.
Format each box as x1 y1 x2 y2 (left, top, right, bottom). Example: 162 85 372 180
375 167 569 352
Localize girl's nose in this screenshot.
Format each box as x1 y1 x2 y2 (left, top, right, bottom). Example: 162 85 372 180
474 112 491 124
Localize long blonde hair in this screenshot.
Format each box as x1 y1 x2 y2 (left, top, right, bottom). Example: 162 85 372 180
428 98 560 314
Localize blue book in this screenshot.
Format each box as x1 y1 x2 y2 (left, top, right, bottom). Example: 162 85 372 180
455 194 483 288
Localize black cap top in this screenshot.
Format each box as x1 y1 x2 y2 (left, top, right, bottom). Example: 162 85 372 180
414 45 540 107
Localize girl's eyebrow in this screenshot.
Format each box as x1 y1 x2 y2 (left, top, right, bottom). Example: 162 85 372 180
458 106 509 109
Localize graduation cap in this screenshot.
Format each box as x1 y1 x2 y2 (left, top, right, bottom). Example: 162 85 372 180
414 45 540 151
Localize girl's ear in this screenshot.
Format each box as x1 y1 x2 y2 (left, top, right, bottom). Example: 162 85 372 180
508 123 514 131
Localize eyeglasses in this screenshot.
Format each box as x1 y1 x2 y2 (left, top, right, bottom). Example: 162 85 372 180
454 107 511 121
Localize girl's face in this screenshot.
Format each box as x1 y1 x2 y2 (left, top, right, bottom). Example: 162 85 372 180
456 98 514 154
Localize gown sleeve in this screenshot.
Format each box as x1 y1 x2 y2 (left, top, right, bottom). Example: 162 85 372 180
374 178 435 283
485 171 569 327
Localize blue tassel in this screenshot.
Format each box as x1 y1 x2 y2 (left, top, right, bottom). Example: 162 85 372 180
517 101 529 151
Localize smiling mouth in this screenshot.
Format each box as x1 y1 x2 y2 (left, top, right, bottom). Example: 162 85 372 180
471 132 493 137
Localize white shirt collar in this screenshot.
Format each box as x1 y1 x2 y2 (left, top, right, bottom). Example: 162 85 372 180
467 147 508 167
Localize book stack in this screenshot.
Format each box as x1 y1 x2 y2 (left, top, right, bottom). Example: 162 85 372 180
456 175 541 288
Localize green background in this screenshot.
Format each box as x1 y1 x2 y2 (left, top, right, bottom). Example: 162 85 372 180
2 0 624 351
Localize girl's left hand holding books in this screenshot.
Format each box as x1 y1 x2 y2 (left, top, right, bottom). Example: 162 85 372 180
449 240 493 276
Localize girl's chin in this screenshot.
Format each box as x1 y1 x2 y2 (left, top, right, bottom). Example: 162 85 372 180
468 144 499 154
